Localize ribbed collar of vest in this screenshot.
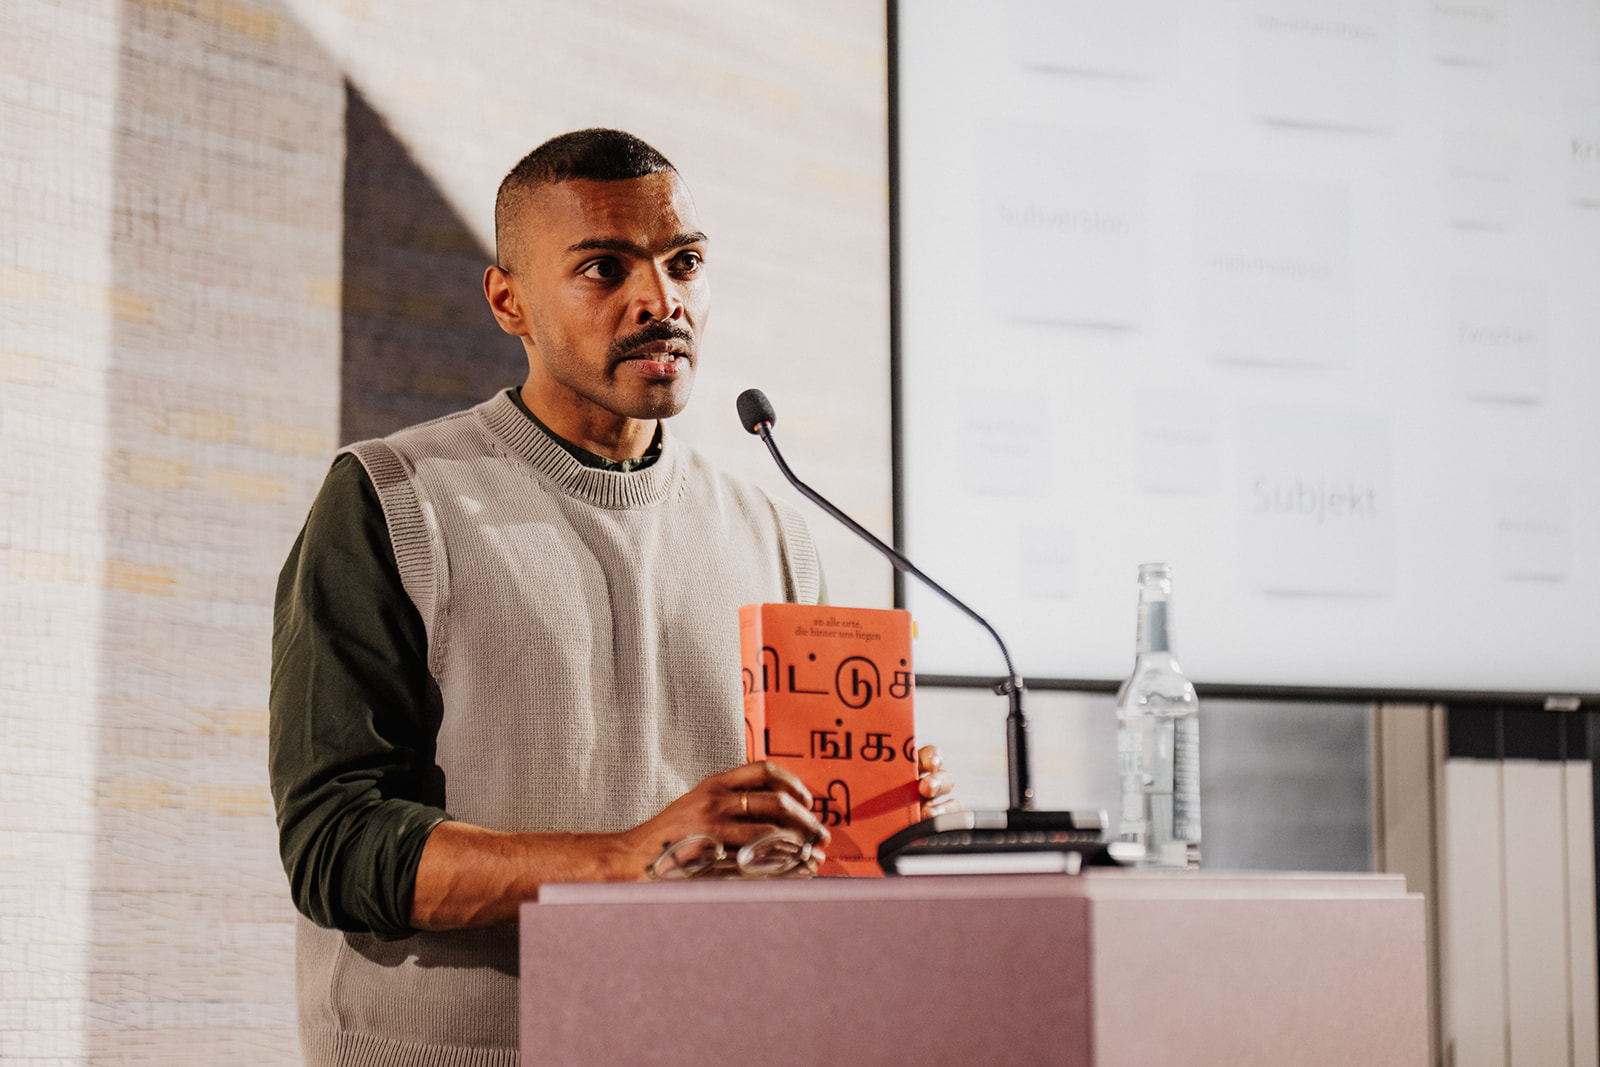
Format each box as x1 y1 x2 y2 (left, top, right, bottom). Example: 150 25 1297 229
477 389 681 510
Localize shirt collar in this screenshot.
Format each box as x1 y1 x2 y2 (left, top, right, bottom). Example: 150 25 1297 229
506 387 663 473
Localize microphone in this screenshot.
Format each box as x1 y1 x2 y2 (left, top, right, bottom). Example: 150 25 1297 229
737 388 1031 808
735 389 776 435
737 389 1125 872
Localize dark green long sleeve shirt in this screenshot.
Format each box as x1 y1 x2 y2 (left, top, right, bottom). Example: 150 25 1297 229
270 451 442 939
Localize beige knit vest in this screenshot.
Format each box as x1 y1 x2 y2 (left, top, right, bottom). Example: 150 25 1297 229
295 391 819 1066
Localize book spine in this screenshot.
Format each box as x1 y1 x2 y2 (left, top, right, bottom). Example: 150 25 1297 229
737 603 764 763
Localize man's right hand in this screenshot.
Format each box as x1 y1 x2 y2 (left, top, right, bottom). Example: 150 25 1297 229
411 761 829 931
619 760 831 879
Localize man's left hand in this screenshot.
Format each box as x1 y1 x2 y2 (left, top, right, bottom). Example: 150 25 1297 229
916 745 958 820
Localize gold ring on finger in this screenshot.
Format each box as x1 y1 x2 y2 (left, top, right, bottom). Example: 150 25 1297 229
741 793 749 815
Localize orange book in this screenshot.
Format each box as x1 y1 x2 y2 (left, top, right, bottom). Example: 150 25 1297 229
738 602 920 877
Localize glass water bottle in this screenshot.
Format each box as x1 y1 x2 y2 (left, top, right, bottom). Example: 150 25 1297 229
1115 563 1201 869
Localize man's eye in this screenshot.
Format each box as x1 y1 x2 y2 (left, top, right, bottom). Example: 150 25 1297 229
671 251 703 275
580 259 622 280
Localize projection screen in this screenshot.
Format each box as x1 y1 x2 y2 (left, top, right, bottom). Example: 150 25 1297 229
895 0 1600 696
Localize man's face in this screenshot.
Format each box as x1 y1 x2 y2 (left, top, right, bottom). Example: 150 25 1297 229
504 171 709 424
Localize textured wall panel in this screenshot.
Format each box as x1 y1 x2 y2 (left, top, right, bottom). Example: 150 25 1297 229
2 1 125 1063
89 0 343 1062
1 0 342 1063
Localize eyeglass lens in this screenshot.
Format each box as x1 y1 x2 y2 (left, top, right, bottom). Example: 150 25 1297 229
737 832 809 877
651 835 723 879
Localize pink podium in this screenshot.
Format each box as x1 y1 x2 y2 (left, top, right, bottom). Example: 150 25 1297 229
520 871 1426 1066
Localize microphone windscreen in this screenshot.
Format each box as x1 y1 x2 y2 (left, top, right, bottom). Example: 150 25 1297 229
736 388 777 434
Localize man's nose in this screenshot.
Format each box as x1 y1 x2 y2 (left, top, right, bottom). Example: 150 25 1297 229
633 265 683 324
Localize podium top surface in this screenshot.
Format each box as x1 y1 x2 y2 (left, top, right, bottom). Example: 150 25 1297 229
530 869 1412 909
521 869 1428 1066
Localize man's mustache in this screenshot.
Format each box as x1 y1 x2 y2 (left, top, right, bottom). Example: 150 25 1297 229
608 322 696 363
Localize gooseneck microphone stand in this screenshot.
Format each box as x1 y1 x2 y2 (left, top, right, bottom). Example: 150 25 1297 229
737 389 1117 872
736 389 1033 812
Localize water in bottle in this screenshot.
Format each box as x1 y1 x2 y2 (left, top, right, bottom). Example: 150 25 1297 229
1115 563 1201 869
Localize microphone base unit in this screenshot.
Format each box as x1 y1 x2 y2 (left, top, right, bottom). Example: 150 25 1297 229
876 809 1141 876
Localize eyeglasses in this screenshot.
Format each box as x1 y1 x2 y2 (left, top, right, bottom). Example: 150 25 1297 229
646 829 818 881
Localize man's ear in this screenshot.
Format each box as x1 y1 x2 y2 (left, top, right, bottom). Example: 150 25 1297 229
484 265 529 337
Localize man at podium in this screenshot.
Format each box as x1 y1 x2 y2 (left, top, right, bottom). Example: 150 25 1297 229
268 129 953 1067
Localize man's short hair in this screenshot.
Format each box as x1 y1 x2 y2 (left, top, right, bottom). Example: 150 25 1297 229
494 129 676 269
